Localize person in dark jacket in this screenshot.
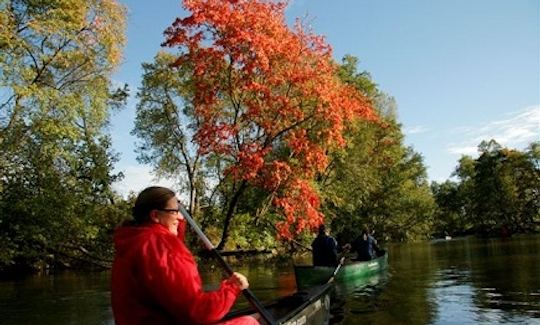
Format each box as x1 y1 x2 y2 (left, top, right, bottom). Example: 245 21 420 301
351 226 378 261
111 186 258 325
311 224 339 267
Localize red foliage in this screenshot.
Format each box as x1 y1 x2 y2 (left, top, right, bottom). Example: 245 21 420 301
164 0 375 239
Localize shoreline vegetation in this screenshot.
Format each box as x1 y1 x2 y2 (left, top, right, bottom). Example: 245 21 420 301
1 0 538 278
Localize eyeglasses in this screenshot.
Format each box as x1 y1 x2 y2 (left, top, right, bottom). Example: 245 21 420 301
156 208 180 214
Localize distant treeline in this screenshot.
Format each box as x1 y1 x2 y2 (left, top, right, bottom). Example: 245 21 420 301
431 140 540 238
0 0 538 275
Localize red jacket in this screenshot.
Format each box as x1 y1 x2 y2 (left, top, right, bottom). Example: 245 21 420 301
111 222 242 324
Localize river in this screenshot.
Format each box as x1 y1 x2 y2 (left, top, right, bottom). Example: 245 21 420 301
1 235 539 324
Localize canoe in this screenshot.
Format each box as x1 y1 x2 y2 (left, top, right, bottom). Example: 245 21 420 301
294 252 388 289
223 283 332 325
333 271 388 296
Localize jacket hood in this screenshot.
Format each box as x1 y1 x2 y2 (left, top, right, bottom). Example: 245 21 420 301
113 222 187 257
113 224 152 257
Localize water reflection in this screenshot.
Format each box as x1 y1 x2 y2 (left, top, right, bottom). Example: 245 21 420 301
0 271 113 325
1 236 539 324
329 272 389 324
427 236 540 324
430 269 539 324
327 236 540 324
200 260 297 309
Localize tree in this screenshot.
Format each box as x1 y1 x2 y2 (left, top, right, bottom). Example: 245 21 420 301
321 56 435 242
133 53 276 248
0 0 128 272
431 180 471 236
133 52 204 217
162 0 374 248
438 140 540 236
473 140 540 233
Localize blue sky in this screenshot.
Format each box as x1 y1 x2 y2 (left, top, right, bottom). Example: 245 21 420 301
112 0 540 196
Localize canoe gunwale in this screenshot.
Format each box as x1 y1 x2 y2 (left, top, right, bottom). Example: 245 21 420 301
294 252 388 288
294 252 388 270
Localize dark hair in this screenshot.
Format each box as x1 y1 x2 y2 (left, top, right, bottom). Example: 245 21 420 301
361 225 370 236
318 224 326 235
132 186 176 224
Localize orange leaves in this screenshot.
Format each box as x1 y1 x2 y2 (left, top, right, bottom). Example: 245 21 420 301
233 143 270 181
195 122 237 155
164 0 375 240
273 179 324 239
261 160 292 190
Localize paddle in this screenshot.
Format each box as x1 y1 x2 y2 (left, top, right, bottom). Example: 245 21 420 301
326 256 345 284
178 204 276 325
326 247 349 284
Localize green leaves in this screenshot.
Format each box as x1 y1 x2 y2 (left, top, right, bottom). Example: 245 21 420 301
133 52 203 217
0 0 128 273
434 140 540 236
321 55 435 242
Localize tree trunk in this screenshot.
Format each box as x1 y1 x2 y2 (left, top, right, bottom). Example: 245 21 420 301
216 180 247 250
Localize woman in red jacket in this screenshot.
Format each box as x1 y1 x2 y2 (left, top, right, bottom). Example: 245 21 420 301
111 186 259 324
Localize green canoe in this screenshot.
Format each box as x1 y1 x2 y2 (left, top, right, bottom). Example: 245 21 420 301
294 252 389 289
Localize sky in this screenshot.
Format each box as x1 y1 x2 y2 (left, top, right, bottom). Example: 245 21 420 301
111 0 540 197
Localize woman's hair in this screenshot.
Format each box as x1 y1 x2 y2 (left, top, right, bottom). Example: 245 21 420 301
131 186 176 224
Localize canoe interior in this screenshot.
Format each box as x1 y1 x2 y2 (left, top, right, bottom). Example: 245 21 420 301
294 252 388 289
223 283 332 325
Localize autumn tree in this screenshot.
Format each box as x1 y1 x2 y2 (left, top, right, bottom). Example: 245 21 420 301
134 55 273 249
162 0 374 248
0 0 128 272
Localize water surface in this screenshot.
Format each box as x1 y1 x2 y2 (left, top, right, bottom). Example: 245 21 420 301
1 235 539 324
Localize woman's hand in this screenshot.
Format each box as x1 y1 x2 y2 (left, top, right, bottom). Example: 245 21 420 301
229 272 249 290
